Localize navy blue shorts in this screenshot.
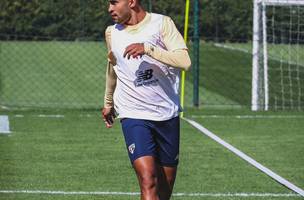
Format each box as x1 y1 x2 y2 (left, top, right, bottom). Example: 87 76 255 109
120 117 180 167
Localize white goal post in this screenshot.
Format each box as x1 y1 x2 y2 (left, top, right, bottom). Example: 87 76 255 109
251 0 304 111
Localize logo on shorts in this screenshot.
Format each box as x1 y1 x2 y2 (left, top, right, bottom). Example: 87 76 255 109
128 143 136 154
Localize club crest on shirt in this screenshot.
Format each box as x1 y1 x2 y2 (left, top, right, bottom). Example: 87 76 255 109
128 143 136 154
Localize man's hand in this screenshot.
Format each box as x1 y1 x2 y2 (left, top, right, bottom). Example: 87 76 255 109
123 43 145 59
101 107 116 128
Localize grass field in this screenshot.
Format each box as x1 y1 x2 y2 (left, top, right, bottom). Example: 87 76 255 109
0 41 107 109
1 41 303 109
0 41 303 199
221 43 304 65
0 109 303 200
205 42 304 110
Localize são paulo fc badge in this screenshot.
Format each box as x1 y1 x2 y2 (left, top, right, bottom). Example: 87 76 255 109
128 143 136 154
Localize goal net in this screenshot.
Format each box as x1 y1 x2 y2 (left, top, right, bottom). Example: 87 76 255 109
252 0 304 111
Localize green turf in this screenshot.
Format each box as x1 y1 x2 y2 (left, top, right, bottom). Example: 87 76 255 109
0 194 301 200
196 42 304 109
0 41 108 109
187 111 304 189
0 109 303 200
0 41 303 200
1 41 303 110
221 43 304 65
185 42 252 108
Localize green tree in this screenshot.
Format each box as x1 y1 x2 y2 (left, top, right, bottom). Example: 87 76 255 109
0 0 254 41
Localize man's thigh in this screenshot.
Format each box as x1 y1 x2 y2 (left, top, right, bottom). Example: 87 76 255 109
121 118 156 164
152 117 180 167
120 117 180 166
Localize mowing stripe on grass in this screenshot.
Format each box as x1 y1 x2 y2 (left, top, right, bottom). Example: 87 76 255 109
183 117 304 197
0 115 11 134
0 190 300 197
191 115 304 119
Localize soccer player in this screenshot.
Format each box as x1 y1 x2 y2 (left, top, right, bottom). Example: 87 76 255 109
102 0 191 199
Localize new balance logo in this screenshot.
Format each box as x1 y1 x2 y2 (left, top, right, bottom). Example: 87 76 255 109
134 69 158 87
137 69 153 81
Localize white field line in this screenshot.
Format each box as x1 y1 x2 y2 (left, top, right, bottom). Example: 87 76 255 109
0 115 11 134
10 114 304 119
191 115 304 119
214 43 304 68
13 114 65 118
37 114 64 118
183 117 304 197
13 114 95 118
0 190 300 197
214 43 251 54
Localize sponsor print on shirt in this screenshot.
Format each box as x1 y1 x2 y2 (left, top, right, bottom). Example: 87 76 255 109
134 61 159 87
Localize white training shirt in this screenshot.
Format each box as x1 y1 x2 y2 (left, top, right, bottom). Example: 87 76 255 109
110 13 187 121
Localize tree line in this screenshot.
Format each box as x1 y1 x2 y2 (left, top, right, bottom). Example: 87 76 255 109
0 0 255 42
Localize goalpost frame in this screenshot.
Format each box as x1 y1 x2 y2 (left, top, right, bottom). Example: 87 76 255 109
251 0 304 111
252 0 263 111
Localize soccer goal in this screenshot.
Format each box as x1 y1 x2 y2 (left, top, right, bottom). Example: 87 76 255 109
252 0 304 111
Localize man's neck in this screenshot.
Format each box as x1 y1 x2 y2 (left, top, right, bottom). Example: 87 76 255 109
124 7 146 26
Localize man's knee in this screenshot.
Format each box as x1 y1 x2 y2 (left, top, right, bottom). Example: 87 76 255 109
158 166 177 187
139 173 158 190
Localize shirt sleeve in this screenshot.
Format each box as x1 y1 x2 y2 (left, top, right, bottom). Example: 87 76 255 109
143 16 191 70
104 26 117 108
161 16 187 51
105 26 112 51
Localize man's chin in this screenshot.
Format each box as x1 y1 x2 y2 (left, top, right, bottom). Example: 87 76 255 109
112 18 122 24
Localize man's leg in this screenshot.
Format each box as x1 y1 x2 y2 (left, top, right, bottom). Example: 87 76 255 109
133 156 160 200
152 117 179 200
156 165 177 200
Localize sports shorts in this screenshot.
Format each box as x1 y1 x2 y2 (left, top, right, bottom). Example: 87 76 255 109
120 116 180 167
